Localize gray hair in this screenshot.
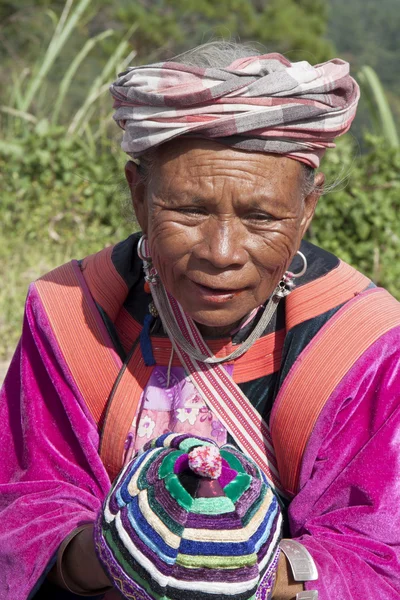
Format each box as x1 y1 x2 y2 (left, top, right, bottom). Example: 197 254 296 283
172 40 263 68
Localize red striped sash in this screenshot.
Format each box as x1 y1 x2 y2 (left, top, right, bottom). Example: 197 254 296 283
163 291 283 494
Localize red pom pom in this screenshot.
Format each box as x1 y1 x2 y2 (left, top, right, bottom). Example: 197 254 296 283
188 445 222 479
144 281 151 294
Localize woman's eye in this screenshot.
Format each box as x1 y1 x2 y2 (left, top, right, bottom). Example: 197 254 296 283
247 213 275 222
176 206 207 216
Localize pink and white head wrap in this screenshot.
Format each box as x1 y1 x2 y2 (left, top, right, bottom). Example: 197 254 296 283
110 53 360 168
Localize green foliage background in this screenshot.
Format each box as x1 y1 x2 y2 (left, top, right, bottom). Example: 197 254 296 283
0 0 399 360
327 0 400 141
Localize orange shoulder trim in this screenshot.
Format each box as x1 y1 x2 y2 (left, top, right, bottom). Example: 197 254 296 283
34 261 121 427
148 330 285 383
271 287 400 497
116 309 285 382
115 306 142 352
286 260 370 331
35 260 149 482
99 345 153 481
81 245 128 323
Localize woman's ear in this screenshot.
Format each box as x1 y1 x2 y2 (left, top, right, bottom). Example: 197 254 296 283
300 171 325 237
125 160 148 233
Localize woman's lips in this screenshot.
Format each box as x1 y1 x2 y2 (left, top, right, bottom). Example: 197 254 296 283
189 280 245 304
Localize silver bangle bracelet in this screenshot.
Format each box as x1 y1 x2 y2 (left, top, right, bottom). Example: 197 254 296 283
279 540 318 600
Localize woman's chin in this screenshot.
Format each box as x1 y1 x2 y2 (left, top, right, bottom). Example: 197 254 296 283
181 305 249 337
170 280 262 335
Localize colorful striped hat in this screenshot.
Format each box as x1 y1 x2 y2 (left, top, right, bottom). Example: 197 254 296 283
95 433 282 600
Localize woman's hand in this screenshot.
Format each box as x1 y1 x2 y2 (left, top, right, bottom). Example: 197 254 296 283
272 553 304 600
48 523 113 594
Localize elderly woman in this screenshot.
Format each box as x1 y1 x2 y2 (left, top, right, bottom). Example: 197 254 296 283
1 43 400 600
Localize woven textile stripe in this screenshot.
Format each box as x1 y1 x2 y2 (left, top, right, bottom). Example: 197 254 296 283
175 298 277 450
168 340 280 489
110 53 360 168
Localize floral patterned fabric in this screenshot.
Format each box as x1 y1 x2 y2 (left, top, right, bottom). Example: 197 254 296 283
123 365 232 464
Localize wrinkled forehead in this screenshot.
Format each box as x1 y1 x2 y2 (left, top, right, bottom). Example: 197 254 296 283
146 138 305 202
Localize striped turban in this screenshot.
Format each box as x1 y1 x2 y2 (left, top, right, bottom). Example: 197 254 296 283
110 53 360 169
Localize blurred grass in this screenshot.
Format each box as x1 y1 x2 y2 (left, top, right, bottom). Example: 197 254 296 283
0 120 136 360
0 248 72 355
0 217 137 361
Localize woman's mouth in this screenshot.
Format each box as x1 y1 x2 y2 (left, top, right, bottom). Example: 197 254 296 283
189 280 245 303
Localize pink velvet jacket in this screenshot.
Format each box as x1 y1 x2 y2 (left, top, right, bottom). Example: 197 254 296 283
1 240 400 600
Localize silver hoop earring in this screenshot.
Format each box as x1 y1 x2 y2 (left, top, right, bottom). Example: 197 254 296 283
287 251 307 279
137 234 151 262
137 234 159 285
274 251 307 299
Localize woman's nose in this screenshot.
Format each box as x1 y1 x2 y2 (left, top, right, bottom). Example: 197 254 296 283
196 217 248 269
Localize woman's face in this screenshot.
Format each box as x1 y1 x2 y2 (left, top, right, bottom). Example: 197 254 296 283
130 139 320 333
